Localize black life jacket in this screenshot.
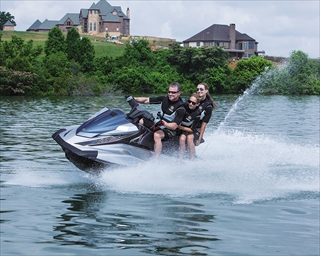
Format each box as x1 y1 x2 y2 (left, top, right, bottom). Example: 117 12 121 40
181 102 201 127
198 96 213 121
159 97 184 122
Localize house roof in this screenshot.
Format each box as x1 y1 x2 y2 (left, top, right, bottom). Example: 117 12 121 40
90 0 112 11
80 9 89 18
183 24 255 42
4 20 15 26
27 0 129 31
58 13 80 25
88 0 129 22
27 19 42 30
37 19 59 30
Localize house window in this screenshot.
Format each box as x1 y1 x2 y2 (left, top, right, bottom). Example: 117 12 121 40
94 23 96 31
105 26 108 31
244 42 247 49
214 42 219 46
196 42 200 47
238 43 242 50
249 42 254 49
113 10 117 15
94 10 96 14
116 27 119 31
90 22 92 31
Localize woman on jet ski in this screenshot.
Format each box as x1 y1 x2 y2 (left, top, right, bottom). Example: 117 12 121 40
134 82 185 159
178 93 201 160
194 82 217 146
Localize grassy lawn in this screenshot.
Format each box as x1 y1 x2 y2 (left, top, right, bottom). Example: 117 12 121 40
93 39 126 58
1 31 126 58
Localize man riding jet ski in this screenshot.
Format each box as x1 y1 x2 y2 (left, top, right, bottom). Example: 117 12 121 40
52 96 182 173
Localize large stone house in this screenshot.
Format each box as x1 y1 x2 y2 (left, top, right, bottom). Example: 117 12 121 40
183 23 264 59
27 0 130 37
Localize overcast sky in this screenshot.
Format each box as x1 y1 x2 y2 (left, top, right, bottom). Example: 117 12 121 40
2 0 319 58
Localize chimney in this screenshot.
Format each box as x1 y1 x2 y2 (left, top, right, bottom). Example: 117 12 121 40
229 23 236 49
126 7 130 19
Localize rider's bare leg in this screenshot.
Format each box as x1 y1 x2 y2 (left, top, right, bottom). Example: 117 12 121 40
153 130 165 159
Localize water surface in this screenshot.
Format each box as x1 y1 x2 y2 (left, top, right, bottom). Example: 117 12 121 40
1 95 319 255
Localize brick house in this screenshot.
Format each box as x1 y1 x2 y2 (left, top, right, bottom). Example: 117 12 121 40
26 0 130 37
183 23 264 59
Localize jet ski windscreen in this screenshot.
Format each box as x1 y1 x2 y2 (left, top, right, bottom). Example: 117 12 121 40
76 109 130 135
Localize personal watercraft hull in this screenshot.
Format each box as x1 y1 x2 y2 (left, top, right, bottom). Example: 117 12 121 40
52 101 180 173
52 125 156 173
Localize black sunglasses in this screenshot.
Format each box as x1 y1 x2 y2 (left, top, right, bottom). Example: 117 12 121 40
188 100 197 105
196 88 205 91
168 91 179 94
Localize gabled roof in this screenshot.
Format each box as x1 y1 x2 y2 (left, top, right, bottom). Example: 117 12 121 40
27 19 42 30
4 20 15 26
80 9 89 18
37 19 59 30
27 0 129 31
87 0 128 22
114 6 126 17
184 24 255 42
90 0 112 12
58 13 80 25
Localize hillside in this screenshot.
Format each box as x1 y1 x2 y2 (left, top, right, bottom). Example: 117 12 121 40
1 31 126 58
1 31 176 58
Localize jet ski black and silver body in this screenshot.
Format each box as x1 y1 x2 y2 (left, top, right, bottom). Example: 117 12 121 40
52 97 179 173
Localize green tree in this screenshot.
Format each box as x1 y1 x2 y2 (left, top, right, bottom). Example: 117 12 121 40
285 50 315 94
42 52 71 95
205 66 230 94
44 26 66 56
78 37 95 72
167 44 229 85
0 33 6 65
0 67 38 96
228 55 272 93
0 11 16 30
247 51 319 95
2 35 42 71
94 55 114 75
66 27 81 61
120 39 155 67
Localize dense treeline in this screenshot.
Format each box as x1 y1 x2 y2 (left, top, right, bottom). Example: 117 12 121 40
1 27 319 96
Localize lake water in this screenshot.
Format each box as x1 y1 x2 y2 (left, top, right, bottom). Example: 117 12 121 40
1 95 319 256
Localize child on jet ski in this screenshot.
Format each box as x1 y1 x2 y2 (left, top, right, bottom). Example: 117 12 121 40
177 93 201 160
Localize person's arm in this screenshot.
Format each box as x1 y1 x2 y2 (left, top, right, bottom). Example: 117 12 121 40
195 105 212 146
134 97 150 104
178 124 193 133
190 116 201 134
163 121 178 130
195 121 207 146
162 107 185 130
169 107 185 130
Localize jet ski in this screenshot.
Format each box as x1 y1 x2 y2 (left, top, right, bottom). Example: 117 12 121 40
52 96 180 173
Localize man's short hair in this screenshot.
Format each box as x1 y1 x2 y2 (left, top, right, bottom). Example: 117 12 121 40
169 82 181 92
